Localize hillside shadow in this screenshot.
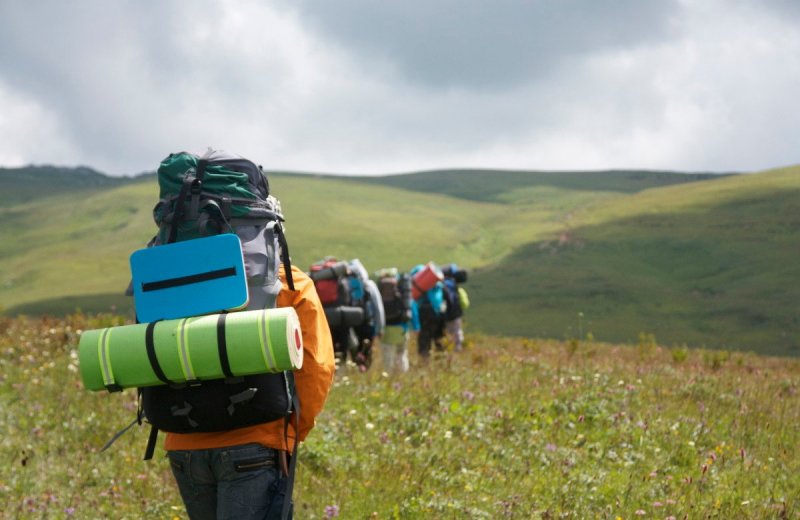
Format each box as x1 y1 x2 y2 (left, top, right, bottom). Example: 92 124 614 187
4 293 135 318
468 188 800 356
347 169 731 202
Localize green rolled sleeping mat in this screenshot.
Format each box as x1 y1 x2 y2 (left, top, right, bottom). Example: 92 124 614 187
79 307 303 392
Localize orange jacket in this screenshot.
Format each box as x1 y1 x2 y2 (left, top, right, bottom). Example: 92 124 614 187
164 266 335 452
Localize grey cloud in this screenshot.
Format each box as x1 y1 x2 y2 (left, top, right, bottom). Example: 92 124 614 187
281 0 682 89
0 0 798 175
0 0 294 174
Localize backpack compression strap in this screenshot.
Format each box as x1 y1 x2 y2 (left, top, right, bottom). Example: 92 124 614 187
166 173 196 244
275 222 294 291
280 376 301 520
166 152 212 243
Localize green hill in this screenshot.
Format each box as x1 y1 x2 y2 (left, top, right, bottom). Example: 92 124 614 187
0 165 137 207
473 167 800 356
1 165 797 355
344 168 732 202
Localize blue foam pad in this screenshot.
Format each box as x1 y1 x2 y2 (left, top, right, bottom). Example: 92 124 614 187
130 234 249 322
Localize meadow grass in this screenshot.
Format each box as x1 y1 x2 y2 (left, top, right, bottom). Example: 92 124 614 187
2 314 798 519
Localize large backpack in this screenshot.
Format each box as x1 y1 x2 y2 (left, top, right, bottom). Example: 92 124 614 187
442 278 464 321
128 150 299 462
376 268 412 325
349 258 385 342
310 258 351 307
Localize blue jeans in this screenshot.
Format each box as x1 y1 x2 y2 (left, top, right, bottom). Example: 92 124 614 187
168 443 292 520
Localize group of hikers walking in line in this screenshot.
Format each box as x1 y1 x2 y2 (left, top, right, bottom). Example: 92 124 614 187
309 257 470 374
82 149 472 518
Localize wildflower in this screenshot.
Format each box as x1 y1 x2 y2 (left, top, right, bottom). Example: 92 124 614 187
444 430 453 439
462 390 475 401
652 501 663 508
634 510 646 516
64 507 75 516
545 443 557 452
379 432 389 444
740 448 746 460
324 504 340 518
365 422 375 430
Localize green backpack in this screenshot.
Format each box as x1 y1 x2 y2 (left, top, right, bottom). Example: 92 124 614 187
152 149 294 308
134 150 298 458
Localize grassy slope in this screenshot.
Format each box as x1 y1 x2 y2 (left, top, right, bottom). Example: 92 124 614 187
471 166 800 355
2 166 797 355
342 168 731 202
0 181 159 315
0 166 134 207
1 173 582 315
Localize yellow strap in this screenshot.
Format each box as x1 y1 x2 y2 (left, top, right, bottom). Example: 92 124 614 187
258 309 278 371
176 318 197 381
98 328 115 388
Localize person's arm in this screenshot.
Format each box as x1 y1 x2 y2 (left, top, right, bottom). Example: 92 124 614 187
278 266 335 442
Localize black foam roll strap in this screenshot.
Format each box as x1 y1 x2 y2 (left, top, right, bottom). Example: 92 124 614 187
145 321 170 384
216 313 235 379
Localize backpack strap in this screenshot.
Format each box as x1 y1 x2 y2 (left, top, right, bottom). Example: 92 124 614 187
101 389 144 454
166 173 196 244
144 321 171 385
187 153 210 219
143 424 159 461
275 222 294 291
216 313 236 379
281 374 301 520
97 328 123 393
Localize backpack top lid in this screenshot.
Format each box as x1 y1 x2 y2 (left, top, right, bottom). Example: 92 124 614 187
375 267 399 279
159 149 268 198
349 259 370 282
156 149 284 222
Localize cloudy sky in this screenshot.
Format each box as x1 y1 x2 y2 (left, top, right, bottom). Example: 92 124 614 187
1 0 798 176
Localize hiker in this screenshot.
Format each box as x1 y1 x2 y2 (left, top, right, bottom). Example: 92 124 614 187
348 258 385 371
165 263 334 519
147 150 335 519
409 263 447 362
442 263 469 351
374 267 415 373
310 257 383 372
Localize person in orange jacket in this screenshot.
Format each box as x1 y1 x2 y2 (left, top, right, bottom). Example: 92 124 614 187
164 264 335 519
